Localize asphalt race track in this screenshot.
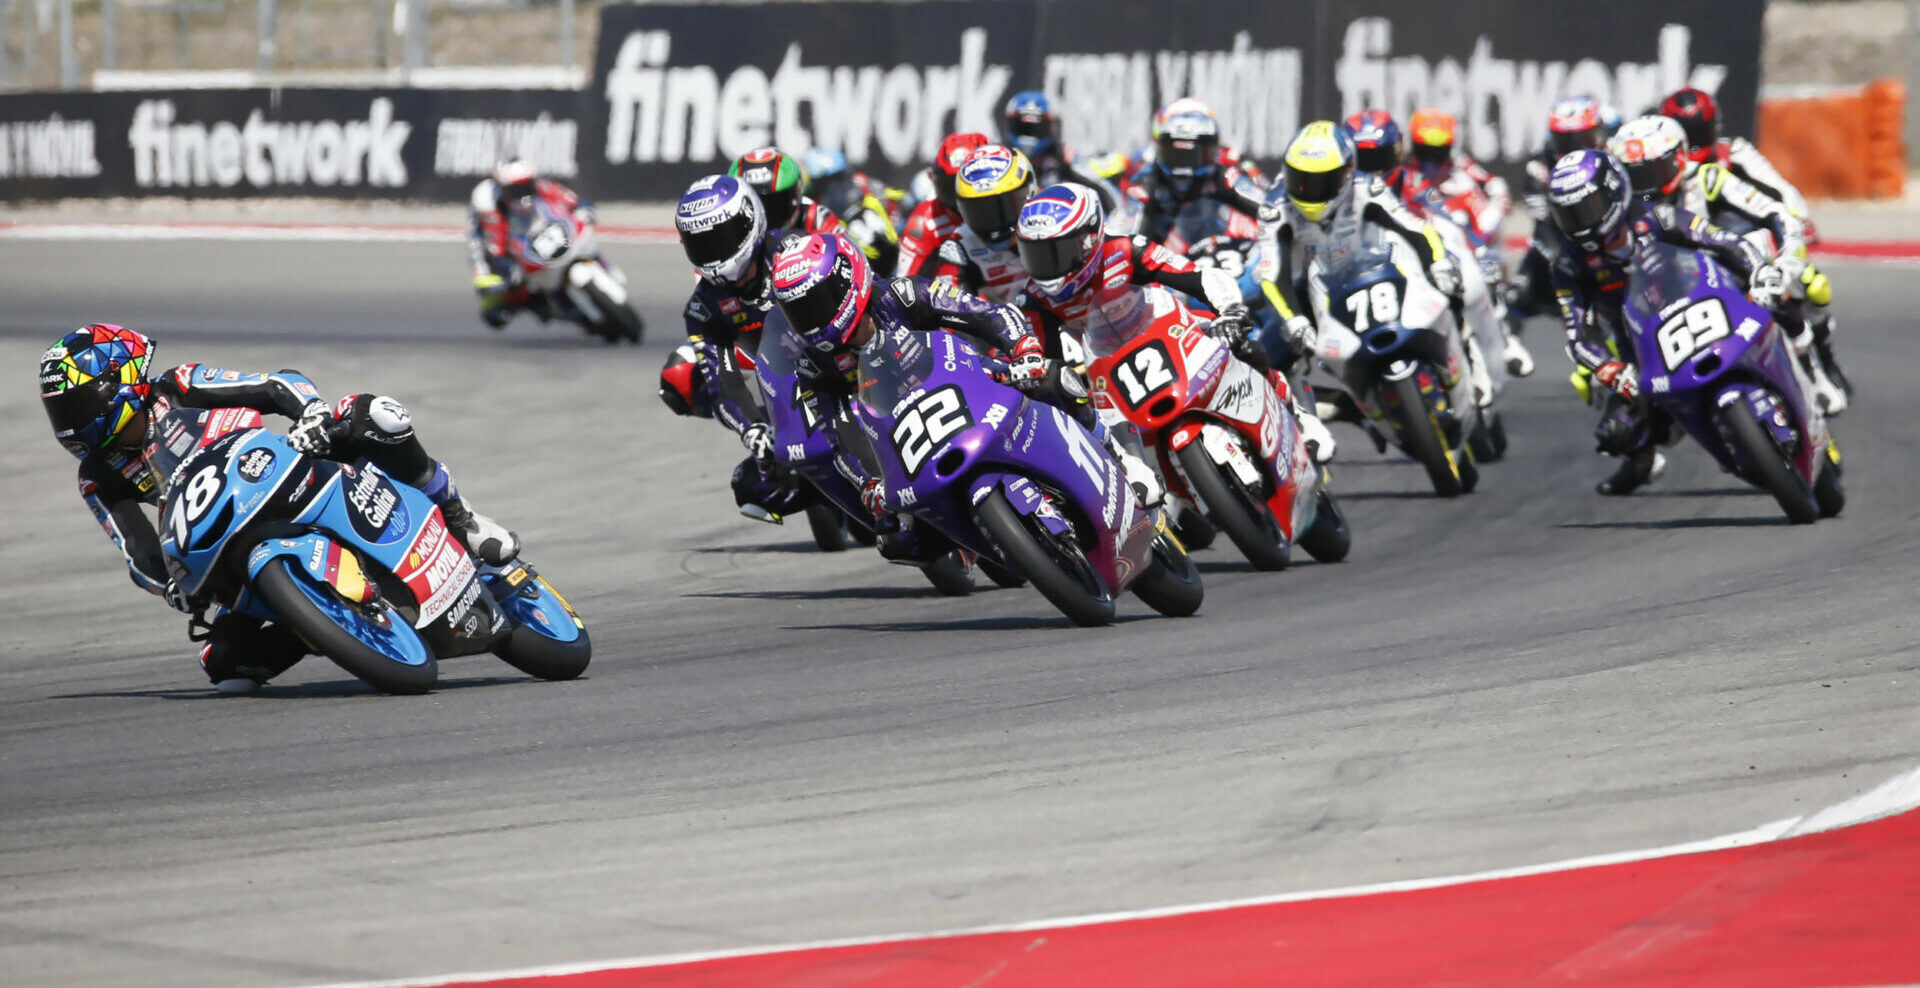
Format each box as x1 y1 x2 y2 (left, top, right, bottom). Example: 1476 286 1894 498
2 239 1917 987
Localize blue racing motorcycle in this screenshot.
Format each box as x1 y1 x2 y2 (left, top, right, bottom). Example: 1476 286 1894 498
147 403 589 694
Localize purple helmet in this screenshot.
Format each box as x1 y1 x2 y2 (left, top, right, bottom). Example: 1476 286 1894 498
770 232 875 353
1546 149 1631 252
676 175 766 289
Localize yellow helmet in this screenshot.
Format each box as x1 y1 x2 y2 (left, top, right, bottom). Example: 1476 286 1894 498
956 144 1037 246
1282 121 1356 224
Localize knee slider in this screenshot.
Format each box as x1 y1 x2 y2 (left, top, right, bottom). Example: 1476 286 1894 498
1802 266 1832 307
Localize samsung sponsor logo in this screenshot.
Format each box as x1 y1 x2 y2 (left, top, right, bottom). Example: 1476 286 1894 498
0 113 102 179
128 97 410 189
603 28 1009 167
434 112 578 178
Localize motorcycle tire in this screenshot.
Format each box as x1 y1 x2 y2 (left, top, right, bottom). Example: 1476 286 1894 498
1296 488 1352 564
252 558 437 695
1175 440 1289 570
495 623 592 681
1129 523 1204 617
1387 374 1464 498
1718 401 1818 524
1815 448 1846 518
920 549 975 597
1468 411 1507 463
586 283 645 344
978 556 1027 588
1173 502 1217 551
975 489 1114 627
805 502 850 552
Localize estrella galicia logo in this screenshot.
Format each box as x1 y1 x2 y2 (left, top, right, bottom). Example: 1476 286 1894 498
237 447 276 482
344 467 411 544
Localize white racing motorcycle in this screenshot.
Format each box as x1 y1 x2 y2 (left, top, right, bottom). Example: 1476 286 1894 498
505 198 646 344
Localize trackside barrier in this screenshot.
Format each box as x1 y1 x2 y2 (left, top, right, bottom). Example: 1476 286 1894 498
1758 77 1906 200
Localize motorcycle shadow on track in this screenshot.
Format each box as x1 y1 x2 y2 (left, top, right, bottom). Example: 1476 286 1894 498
686 584 1004 603
788 612 1164 635
1558 515 1788 531
55 674 536 701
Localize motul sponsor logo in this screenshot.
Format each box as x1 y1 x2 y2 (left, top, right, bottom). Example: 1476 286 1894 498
0 113 102 179
433 112 578 178
128 97 411 189
1335 20 1726 162
602 28 1009 167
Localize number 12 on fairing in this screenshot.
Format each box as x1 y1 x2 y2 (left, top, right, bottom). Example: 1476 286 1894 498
890 386 971 476
1655 298 1733 371
1113 342 1176 407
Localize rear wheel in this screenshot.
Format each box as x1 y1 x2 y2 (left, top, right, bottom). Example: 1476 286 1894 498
1814 450 1846 518
1386 374 1463 498
975 489 1114 627
1175 438 1289 570
805 503 849 552
1468 410 1507 462
586 284 645 343
1718 402 1818 524
1129 522 1204 617
1297 489 1352 563
252 558 437 695
978 556 1027 588
920 550 975 596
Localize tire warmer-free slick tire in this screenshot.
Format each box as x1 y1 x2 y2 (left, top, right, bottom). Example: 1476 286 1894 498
975 488 1115 627
252 558 438 695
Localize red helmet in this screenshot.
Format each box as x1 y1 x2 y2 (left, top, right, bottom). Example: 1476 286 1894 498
1659 88 1720 163
931 132 991 209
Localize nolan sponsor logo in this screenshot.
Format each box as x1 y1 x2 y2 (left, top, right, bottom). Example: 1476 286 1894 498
1335 19 1727 163
128 97 411 189
603 27 1009 168
434 112 578 178
0 113 102 179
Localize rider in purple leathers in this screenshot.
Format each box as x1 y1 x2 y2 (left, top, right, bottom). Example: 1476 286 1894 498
766 231 1163 558
1544 149 1782 496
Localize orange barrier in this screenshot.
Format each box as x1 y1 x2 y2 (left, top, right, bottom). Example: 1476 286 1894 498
1758 77 1906 199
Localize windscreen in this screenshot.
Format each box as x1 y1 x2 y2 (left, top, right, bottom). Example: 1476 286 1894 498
854 325 937 418
1082 283 1174 357
1625 243 1707 325
143 405 211 499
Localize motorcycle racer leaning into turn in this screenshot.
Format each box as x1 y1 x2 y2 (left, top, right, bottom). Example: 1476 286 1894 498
40 324 519 694
467 157 610 330
1542 148 1788 497
765 230 1170 560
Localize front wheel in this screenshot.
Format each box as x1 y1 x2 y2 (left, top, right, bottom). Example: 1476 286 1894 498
805 503 849 552
1386 374 1464 498
1175 437 1289 570
252 557 437 694
1129 521 1204 617
1814 447 1846 518
1718 401 1818 524
920 550 975 596
975 489 1114 627
1296 488 1352 563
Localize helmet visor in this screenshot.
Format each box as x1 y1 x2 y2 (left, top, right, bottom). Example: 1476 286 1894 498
502 178 536 201
681 208 759 269
1671 114 1715 151
1018 231 1092 284
1550 191 1614 239
759 187 800 229
959 190 1025 245
1354 143 1400 174
1285 165 1349 208
1411 142 1450 165
1622 155 1682 198
1006 116 1054 142
1547 127 1602 158
1157 137 1216 176
43 378 114 442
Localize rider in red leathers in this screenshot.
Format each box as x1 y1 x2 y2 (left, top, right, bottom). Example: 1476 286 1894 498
894 132 991 278
467 157 597 328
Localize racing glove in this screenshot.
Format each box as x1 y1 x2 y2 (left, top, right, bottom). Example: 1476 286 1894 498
1592 360 1640 401
288 400 338 456
1749 263 1788 311
1284 314 1318 352
1008 336 1051 393
1208 304 1251 345
1428 256 1462 298
740 423 776 463
474 272 508 300
860 478 887 517
163 578 202 615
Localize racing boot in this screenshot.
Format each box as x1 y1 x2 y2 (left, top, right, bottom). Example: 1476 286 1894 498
1317 388 1387 454
1273 371 1335 464
1596 448 1666 497
1102 431 1165 510
1502 330 1535 378
1807 306 1851 415
200 613 307 695
416 463 520 566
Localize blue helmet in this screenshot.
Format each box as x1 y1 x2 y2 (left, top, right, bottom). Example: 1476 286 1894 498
1547 149 1631 252
1003 90 1059 160
803 146 849 185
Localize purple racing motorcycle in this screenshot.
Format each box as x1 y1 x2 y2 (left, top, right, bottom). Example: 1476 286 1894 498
1625 242 1844 523
853 324 1203 626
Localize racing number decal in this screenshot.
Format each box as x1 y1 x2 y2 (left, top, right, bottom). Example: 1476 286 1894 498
1655 298 1733 371
169 464 223 546
1344 281 1402 330
1112 341 1177 408
890 386 971 476
1194 247 1247 277
529 223 570 260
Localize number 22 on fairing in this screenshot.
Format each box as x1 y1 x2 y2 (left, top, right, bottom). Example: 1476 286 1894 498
891 386 970 476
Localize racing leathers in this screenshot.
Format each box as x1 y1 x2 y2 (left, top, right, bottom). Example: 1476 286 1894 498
467 177 593 327
1695 136 1813 233
1126 151 1270 249
809 171 905 272
78 365 513 688
931 224 1030 304
894 196 964 278
1549 201 1771 492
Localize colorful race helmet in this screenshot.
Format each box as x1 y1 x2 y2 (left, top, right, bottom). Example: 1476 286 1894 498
40 324 156 456
770 231 875 353
1282 120 1356 224
1344 109 1405 174
492 157 537 200
931 132 992 210
1152 101 1222 199
1547 149 1632 252
1002 90 1060 160
1546 95 1607 158
1015 183 1107 303
1608 115 1690 202
676 174 767 289
1151 98 1216 141
729 147 808 228
1660 87 1721 162
803 146 850 186
956 144 1037 248
1408 108 1457 166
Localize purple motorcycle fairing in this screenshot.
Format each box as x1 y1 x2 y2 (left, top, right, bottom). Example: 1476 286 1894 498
1625 244 1823 485
854 326 1157 593
755 320 869 518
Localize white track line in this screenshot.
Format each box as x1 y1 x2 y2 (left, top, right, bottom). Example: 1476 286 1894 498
0 223 678 245
302 761 1920 988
